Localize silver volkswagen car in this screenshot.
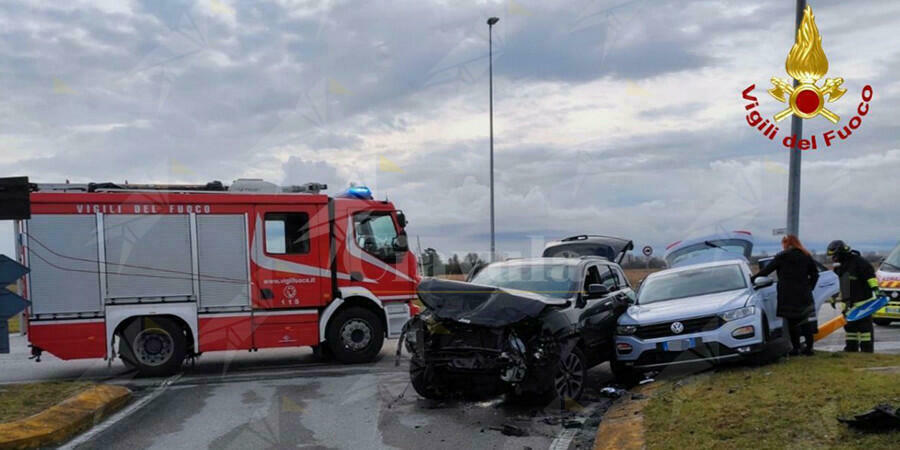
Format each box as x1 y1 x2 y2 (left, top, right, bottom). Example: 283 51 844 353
613 234 838 381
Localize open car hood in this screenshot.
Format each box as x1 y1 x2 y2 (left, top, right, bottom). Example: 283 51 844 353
664 231 755 268
542 235 634 263
416 278 566 327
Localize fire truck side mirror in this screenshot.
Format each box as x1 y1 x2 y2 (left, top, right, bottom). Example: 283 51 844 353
393 233 409 252
396 211 407 228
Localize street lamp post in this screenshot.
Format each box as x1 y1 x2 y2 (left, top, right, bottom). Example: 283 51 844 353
487 16 499 262
786 0 806 237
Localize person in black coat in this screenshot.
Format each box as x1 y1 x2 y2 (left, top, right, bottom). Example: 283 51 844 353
752 235 820 355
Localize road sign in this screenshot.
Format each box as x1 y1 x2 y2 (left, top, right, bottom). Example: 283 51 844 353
772 227 787 236
642 246 653 257
0 254 30 354
845 296 889 322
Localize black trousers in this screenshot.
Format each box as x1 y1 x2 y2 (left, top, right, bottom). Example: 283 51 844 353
785 317 814 352
844 316 874 353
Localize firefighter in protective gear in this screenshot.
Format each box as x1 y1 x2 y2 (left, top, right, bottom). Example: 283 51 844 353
827 240 880 353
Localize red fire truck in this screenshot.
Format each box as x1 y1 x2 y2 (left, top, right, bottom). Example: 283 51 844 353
12 179 419 376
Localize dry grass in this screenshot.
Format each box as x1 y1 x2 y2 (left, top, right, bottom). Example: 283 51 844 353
623 268 659 287
0 382 95 423
6 316 18 334
644 352 900 449
4 284 21 334
433 269 659 288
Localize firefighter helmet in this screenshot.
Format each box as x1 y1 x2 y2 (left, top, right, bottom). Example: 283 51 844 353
827 240 851 258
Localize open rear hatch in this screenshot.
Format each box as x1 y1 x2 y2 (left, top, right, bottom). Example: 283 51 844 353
542 235 634 263
664 231 755 268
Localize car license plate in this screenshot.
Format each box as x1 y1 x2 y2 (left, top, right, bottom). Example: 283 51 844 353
662 338 697 352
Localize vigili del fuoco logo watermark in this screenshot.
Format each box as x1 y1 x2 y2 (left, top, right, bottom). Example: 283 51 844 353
742 6 872 150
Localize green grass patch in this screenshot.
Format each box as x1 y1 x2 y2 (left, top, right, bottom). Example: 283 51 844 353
644 352 900 449
0 381 95 423
7 315 19 334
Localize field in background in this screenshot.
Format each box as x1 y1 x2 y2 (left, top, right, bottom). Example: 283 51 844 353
5 284 19 333
433 269 659 288
7 316 19 334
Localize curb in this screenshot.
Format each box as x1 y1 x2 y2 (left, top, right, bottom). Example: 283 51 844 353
592 383 658 450
0 384 132 449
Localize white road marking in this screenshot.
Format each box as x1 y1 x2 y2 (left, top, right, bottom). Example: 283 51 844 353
549 429 578 450
59 373 182 449
548 404 599 450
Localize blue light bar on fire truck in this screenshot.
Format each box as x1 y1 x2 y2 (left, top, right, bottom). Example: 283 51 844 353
338 185 373 200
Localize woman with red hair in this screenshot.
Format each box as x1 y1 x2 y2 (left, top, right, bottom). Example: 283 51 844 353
753 235 820 355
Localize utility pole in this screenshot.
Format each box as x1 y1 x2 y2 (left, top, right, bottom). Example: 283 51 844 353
487 17 499 261
786 0 806 237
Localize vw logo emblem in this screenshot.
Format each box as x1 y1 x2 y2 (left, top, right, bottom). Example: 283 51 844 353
670 321 684 334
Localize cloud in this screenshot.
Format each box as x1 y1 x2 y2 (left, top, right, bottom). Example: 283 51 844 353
1 0 899 261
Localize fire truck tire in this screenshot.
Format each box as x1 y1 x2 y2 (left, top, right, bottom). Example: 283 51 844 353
119 317 187 377
326 307 384 364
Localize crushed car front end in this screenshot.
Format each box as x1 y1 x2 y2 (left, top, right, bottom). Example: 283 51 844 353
405 310 562 399
404 277 575 400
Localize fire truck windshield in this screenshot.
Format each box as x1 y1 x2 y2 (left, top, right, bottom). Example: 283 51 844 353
353 212 400 260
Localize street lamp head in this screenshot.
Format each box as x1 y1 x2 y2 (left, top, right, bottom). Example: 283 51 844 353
487 17 499 26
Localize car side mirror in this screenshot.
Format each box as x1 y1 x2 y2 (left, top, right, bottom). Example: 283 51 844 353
396 210 407 228
586 283 610 300
753 276 774 289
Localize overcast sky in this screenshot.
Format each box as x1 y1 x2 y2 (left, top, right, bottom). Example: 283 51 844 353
2 0 899 261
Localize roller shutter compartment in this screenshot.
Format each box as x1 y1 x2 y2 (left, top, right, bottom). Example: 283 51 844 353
104 215 194 299
197 215 250 309
27 215 103 315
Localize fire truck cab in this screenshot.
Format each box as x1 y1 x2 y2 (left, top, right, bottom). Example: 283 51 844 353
12 178 419 376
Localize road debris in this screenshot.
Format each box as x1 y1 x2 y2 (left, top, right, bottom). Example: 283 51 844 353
490 423 529 437
838 404 900 432
599 387 624 398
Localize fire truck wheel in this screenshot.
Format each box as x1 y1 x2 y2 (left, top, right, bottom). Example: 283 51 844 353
326 307 384 364
120 317 187 377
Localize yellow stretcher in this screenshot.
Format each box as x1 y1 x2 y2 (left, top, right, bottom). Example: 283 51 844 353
814 315 847 342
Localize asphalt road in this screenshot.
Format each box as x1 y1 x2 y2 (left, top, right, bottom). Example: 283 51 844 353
815 306 900 353
2 336 614 449
2 314 898 449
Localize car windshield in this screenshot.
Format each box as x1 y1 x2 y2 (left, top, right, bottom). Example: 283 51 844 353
638 264 747 304
882 243 900 271
470 263 578 299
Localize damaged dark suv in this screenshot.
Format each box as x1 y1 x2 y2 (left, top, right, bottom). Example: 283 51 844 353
404 258 633 402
